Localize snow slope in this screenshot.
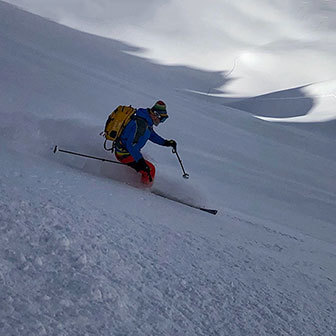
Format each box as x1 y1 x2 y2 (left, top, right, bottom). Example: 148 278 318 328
5 0 336 100
0 2 335 335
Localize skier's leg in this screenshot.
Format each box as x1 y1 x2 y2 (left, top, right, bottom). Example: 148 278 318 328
116 153 155 185
140 160 155 185
115 152 134 164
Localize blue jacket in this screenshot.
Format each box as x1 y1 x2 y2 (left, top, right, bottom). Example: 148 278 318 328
118 108 166 161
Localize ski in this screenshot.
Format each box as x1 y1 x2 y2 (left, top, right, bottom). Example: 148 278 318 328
54 145 217 215
151 190 218 215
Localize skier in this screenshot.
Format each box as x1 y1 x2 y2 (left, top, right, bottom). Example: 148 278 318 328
114 100 177 186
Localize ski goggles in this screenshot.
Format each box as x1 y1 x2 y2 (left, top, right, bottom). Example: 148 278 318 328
153 110 168 123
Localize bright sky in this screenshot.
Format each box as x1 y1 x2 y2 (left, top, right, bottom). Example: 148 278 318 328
5 0 336 101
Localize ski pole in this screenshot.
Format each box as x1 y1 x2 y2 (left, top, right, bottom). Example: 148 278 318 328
172 149 189 179
53 145 123 165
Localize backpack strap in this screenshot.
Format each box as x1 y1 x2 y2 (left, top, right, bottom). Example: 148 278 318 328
132 116 148 144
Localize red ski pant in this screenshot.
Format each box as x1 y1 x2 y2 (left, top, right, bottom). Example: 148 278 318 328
115 153 156 185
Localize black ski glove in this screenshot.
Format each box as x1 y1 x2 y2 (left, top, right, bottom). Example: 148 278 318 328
164 139 177 150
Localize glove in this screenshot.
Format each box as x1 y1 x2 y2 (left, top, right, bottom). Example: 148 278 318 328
164 139 177 150
135 158 150 173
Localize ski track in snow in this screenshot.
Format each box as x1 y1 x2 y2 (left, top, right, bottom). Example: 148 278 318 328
1 185 335 336
0 151 335 335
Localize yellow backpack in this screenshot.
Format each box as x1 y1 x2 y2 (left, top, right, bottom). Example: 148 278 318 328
103 105 136 151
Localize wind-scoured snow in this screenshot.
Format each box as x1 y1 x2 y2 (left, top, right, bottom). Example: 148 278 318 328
0 2 335 335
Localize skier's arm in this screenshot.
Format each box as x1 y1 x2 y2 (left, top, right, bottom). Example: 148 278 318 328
149 129 166 145
150 129 177 150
